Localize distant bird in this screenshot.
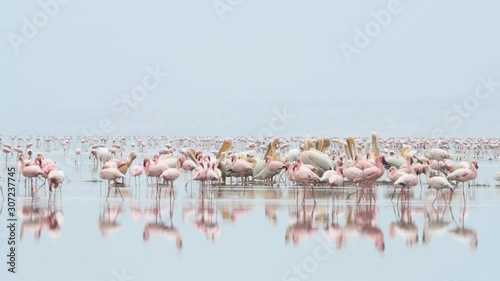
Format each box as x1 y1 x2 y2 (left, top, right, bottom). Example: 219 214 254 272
493 171 500 182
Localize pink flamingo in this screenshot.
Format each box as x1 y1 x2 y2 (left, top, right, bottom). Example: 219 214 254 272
265 156 285 173
181 157 196 174
2 146 12 167
354 153 374 170
387 167 407 183
424 165 454 205
19 153 44 196
160 158 182 197
229 154 254 186
129 164 144 186
349 155 385 202
447 160 478 199
292 159 321 205
99 167 125 201
48 170 65 192
190 162 211 188
328 167 344 187
144 157 169 185
393 168 419 203
206 162 221 184
390 155 418 202
447 160 478 188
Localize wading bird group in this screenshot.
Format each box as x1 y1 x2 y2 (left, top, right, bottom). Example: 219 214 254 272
2 133 499 205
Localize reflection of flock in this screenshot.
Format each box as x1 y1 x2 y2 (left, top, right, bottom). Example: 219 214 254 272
18 197 64 240
12 190 478 254
0 134 493 255
286 200 478 253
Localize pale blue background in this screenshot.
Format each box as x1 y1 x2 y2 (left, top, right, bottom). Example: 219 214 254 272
1 0 499 137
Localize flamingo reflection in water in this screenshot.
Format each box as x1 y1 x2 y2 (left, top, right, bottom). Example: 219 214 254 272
422 205 453 246
183 189 220 242
421 205 477 250
389 204 418 248
285 203 318 246
143 193 182 252
355 204 385 254
19 197 64 240
449 206 478 250
322 202 346 250
99 201 123 238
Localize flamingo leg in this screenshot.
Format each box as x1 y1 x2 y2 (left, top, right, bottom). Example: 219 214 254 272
311 184 317 205
116 183 124 201
390 187 397 201
106 181 111 201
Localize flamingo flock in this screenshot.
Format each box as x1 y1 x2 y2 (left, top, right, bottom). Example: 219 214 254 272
1 133 499 206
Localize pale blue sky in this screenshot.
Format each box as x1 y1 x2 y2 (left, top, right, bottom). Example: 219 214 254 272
1 0 499 137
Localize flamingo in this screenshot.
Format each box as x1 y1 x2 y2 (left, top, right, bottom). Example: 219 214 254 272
392 168 419 203
229 154 254 186
424 148 453 167
391 155 418 201
424 166 454 205
180 157 196 173
2 146 12 166
328 167 344 188
342 155 362 183
349 155 385 202
206 162 221 184
192 163 209 187
144 157 169 184
387 166 407 183
99 167 125 201
292 159 321 205
161 158 181 189
254 156 284 182
447 160 478 189
19 153 44 195
48 170 65 192
129 164 144 186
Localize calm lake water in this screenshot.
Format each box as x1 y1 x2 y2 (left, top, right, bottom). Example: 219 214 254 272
1 150 500 281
